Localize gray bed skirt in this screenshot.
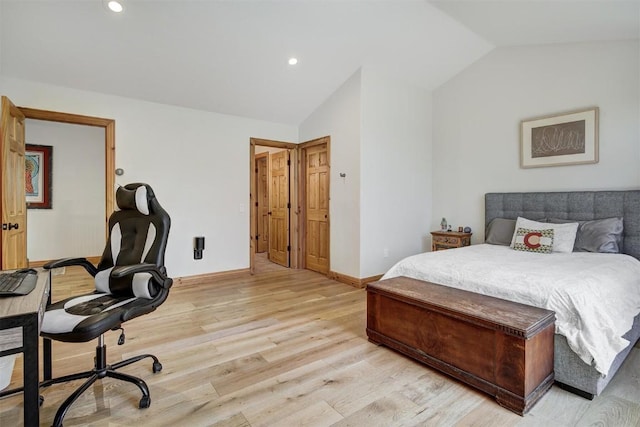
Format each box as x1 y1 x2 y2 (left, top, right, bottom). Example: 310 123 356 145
554 313 640 398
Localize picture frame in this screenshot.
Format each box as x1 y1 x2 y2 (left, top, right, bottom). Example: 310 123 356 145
25 144 53 209
520 107 599 168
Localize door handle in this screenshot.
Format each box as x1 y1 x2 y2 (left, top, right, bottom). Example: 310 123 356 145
2 223 19 230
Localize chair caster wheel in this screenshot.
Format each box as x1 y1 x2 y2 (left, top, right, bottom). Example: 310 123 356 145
39 395 44 407
139 396 151 408
152 361 162 373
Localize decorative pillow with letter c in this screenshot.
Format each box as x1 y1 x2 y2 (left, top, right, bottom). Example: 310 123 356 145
510 217 577 253
513 227 554 254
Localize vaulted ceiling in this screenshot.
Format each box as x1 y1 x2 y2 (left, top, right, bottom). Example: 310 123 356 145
1 1 637 125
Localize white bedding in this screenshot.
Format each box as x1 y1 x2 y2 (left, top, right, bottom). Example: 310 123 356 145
382 244 640 375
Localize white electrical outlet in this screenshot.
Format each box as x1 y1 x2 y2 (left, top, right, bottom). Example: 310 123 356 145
383 248 389 257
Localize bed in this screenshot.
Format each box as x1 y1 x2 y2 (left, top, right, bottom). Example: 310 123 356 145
382 190 640 399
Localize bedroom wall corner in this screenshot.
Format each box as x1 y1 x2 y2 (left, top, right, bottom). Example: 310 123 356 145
360 68 433 278
432 40 640 243
299 68 363 279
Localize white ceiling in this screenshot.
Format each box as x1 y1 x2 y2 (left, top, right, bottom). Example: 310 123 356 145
0 1 637 126
429 0 640 47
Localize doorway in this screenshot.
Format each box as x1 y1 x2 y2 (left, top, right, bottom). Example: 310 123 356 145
0 98 115 268
21 108 115 266
250 138 297 273
249 136 330 275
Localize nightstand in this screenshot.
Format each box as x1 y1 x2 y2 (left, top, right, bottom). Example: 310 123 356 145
431 231 472 251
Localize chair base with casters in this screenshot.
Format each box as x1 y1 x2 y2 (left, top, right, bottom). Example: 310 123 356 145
40 333 163 427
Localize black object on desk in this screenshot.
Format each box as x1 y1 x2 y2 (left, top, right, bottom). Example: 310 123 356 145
0 269 38 296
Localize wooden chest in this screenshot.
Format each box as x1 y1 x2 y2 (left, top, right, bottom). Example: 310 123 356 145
366 276 555 415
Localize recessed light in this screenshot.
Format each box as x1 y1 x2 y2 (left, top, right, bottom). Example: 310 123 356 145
107 1 124 13
288 58 298 66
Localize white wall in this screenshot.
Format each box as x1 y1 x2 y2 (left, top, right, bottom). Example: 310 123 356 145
360 68 432 277
25 120 105 261
433 40 640 242
299 67 433 279
299 69 362 278
1 76 297 278
0 2 3 71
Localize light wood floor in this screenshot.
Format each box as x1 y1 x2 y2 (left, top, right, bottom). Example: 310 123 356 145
1 266 639 426
254 252 289 274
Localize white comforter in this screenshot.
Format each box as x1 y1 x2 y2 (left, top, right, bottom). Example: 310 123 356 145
382 244 640 375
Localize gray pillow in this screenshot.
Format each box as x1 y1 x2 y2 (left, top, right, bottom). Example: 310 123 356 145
576 217 624 253
485 218 516 246
547 217 624 253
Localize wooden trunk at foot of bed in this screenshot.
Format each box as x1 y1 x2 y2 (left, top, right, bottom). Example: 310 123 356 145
366 276 555 415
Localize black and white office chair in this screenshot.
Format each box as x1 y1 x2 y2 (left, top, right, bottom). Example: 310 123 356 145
40 183 172 427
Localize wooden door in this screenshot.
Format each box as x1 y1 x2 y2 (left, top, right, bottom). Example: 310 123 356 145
305 143 329 273
255 153 269 253
268 150 289 267
0 96 28 269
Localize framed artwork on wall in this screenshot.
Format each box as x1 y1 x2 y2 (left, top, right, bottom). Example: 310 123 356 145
520 107 599 168
25 144 53 209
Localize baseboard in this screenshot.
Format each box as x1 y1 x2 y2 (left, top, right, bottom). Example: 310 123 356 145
175 268 250 286
29 256 101 268
328 271 383 289
28 260 250 285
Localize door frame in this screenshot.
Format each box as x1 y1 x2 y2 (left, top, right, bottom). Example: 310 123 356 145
298 136 330 271
19 107 115 243
250 138 298 274
249 136 331 275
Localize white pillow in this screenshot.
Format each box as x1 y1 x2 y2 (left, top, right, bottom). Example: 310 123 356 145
510 217 579 253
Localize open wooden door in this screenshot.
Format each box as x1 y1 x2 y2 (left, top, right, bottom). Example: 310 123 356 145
268 150 290 267
0 96 28 269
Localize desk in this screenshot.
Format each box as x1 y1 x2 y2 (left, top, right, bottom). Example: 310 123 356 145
0 271 50 427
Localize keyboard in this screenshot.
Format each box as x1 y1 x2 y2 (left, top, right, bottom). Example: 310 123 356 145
0 270 38 296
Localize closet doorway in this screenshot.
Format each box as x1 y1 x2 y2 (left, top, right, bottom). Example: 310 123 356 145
249 136 331 275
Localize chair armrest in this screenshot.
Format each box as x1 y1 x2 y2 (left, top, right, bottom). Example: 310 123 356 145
111 263 173 289
43 257 99 276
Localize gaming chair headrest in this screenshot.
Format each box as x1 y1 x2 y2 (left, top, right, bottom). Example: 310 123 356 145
115 183 155 215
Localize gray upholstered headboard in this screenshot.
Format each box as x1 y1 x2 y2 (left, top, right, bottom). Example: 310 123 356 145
485 191 640 260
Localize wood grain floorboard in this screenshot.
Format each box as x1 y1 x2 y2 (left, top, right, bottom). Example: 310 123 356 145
0 264 638 426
